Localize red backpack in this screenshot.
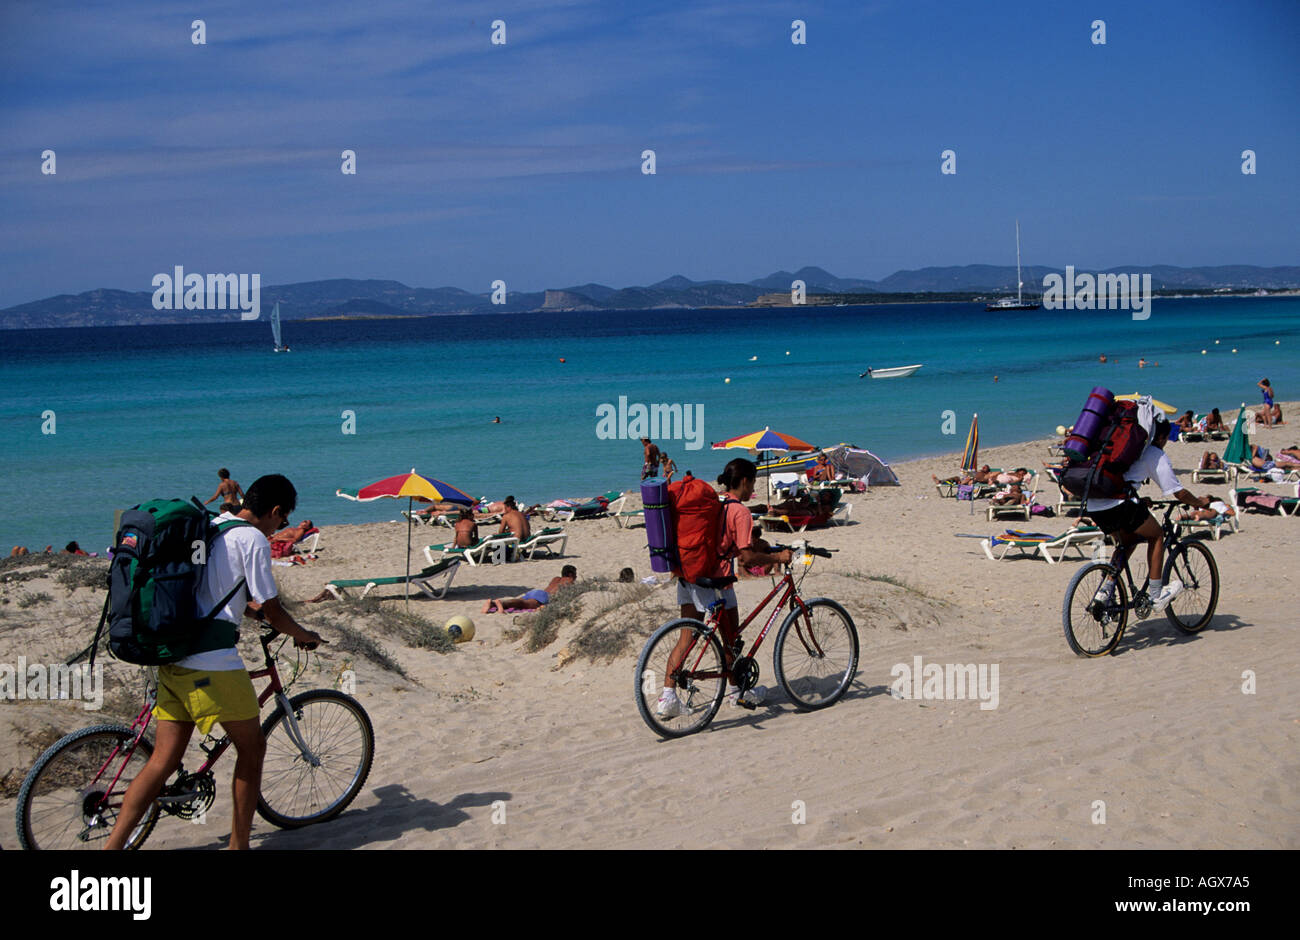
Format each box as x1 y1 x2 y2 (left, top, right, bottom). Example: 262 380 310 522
668 475 738 583
1060 399 1150 501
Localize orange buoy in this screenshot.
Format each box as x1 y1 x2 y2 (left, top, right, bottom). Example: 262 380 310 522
559 357 566 363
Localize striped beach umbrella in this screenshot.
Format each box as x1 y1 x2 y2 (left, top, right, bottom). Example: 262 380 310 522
961 413 979 472
713 427 816 500
336 470 475 607
712 427 815 453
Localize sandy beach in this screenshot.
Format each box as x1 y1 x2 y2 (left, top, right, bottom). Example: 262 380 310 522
2 408 1297 850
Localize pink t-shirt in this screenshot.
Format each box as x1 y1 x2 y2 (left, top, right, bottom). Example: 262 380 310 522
714 498 753 578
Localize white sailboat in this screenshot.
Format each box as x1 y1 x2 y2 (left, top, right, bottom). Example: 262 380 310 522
271 302 289 352
985 220 1041 311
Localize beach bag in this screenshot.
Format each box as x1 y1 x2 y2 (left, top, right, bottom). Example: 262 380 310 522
91 498 251 666
668 476 737 583
956 483 974 501
1060 398 1156 502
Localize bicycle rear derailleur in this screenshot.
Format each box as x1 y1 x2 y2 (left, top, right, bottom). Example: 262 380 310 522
158 769 216 819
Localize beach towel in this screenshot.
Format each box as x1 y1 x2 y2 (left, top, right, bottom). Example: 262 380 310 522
1244 494 1282 512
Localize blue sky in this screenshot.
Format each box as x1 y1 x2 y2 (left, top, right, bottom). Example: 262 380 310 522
1 0 1297 308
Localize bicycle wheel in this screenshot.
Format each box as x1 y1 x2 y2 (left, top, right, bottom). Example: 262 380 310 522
1163 541 1219 633
16 725 158 850
635 618 727 738
257 690 374 829
1062 563 1129 657
773 598 859 710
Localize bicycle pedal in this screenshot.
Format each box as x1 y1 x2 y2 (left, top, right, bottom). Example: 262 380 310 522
733 699 757 711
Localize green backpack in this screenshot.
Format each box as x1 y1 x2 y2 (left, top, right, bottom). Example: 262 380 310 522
91 498 252 666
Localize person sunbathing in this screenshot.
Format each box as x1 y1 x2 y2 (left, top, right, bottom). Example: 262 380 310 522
1201 451 1223 470
453 510 478 549
994 468 1030 485
809 454 836 482
1279 446 1300 460
991 483 1027 506
483 565 577 614
270 520 314 543
742 526 778 576
1203 408 1226 433
1179 499 1233 522
498 496 531 542
1175 410 1196 432
1248 445 1276 470
1256 403 1284 426
934 464 996 487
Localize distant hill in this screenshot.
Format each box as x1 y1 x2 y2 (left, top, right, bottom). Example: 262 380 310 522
3 265 1297 328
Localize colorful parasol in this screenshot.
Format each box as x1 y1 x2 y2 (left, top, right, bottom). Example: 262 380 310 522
712 427 816 500
336 470 475 606
961 413 980 472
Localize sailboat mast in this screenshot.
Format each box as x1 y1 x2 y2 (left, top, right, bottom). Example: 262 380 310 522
1015 220 1023 304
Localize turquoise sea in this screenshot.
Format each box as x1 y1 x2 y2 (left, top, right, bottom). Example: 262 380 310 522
2 297 1298 552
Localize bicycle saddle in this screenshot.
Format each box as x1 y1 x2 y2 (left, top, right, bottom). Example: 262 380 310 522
693 576 737 590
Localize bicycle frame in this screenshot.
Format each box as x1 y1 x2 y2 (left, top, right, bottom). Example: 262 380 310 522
676 564 820 682
88 632 309 820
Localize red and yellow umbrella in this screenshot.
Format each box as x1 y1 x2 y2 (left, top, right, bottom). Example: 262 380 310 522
712 427 816 500
712 427 815 452
336 470 475 606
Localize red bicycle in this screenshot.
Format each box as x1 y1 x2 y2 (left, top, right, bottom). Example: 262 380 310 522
15 628 374 849
635 541 859 737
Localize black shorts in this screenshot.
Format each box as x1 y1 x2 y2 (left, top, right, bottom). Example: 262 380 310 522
1088 500 1150 536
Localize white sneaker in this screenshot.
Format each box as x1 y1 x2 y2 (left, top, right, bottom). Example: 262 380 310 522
1152 580 1184 611
1092 581 1115 605
656 690 685 718
727 685 766 708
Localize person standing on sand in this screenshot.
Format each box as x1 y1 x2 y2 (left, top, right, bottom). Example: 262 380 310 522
483 565 577 613
642 438 661 480
205 468 244 507
105 474 325 850
656 458 793 715
660 452 678 482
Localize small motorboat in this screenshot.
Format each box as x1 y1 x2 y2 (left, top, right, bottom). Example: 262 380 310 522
860 364 922 379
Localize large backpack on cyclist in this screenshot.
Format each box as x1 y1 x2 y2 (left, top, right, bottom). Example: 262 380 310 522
91 498 252 666
1060 395 1159 502
665 475 738 583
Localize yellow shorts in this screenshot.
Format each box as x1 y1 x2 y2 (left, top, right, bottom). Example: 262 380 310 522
154 666 260 736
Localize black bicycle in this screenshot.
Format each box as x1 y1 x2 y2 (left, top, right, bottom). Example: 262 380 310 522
1062 499 1220 657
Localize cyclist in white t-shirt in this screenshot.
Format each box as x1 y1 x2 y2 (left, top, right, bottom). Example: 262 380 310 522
106 474 324 850
1083 413 1216 610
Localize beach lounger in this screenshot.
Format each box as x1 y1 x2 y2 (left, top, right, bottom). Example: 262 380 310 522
986 471 1039 521
1191 453 1228 484
423 533 518 567
516 527 568 559
759 511 831 533
1231 486 1300 519
542 491 622 522
324 557 461 600
1175 513 1238 541
979 525 1106 564
607 495 645 529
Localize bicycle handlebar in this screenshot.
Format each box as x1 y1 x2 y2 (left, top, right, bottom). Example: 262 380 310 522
771 542 834 559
